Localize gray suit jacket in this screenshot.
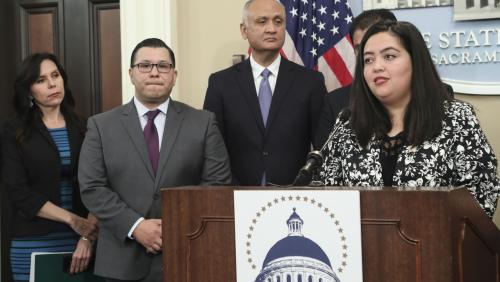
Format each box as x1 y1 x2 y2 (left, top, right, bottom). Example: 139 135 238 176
78 99 231 280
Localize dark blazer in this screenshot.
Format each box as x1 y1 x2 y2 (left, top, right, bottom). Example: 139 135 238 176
314 85 350 149
78 99 231 280
1 116 87 237
204 58 326 186
314 83 455 149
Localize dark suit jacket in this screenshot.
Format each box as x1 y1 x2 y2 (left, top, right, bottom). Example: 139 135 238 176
314 83 455 149
78 99 231 280
1 116 87 237
203 58 326 186
314 85 350 149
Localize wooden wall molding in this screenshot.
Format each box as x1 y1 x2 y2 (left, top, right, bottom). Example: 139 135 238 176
89 0 121 113
17 0 63 61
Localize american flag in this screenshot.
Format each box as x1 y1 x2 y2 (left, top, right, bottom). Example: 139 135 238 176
279 0 356 92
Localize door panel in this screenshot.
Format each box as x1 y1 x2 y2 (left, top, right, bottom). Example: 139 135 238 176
90 2 122 112
0 1 121 281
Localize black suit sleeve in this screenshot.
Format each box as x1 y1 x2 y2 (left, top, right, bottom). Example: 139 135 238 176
203 73 226 138
315 94 336 149
1 122 49 220
314 86 350 149
310 72 327 146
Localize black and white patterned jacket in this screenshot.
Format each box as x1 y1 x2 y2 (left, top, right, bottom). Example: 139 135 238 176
316 100 499 217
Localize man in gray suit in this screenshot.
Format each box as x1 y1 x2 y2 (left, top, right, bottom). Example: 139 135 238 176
78 38 231 282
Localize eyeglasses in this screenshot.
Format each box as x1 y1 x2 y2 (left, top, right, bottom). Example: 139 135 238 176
132 62 174 73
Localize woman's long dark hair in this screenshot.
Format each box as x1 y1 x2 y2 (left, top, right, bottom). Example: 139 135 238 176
13 53 84 144
349 21 452 147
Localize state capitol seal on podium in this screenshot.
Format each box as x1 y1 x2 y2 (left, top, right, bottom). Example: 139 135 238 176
234 190 363 282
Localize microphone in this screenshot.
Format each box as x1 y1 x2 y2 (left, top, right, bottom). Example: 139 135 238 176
292 108 351 186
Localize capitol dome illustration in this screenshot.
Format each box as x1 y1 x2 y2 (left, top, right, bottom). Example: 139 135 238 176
255 208 341 282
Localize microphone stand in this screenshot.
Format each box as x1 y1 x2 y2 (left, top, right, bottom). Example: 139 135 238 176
292 109 351 186
292 150 324 186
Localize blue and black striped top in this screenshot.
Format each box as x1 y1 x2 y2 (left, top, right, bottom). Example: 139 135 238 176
49 127 74 211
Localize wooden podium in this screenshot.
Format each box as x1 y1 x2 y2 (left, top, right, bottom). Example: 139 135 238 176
161 186 500 282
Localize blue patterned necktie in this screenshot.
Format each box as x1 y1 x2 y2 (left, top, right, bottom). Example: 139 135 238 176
144 109 161 175
258 68 272 126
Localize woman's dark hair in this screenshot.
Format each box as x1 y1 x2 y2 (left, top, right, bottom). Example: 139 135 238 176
13 52 83 143
349 20 452 147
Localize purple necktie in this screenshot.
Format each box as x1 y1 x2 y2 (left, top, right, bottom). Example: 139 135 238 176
258 69 272 126
144 110 161 175
258 69 272 185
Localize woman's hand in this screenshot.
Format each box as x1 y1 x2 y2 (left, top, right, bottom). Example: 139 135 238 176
69 237 93 274
36 202 99 240
69 214 98 240
86 213 99 241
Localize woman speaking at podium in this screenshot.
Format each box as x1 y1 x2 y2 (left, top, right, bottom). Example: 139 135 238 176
2 53 98 281
315 21 499 218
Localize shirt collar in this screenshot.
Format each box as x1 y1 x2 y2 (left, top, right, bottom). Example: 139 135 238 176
133 97 170 118
250 54 281 80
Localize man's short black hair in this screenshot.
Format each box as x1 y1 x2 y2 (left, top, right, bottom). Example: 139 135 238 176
130 38 176 68
349 9 397 39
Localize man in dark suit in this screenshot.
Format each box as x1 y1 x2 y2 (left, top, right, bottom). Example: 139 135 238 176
203 0 326 186
78 38 231 282
314 9 397 148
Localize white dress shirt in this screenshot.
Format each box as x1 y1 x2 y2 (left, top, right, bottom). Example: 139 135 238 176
250 54 281 96
133 97 170 150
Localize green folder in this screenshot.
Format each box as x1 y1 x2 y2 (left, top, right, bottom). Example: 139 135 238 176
31 252 105 282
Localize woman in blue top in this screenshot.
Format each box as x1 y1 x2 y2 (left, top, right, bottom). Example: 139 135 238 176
2 53 98 281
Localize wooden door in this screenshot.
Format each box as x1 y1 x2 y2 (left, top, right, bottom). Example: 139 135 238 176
0 1 121 281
